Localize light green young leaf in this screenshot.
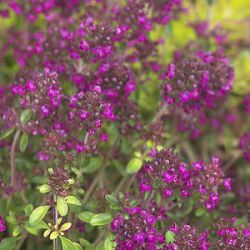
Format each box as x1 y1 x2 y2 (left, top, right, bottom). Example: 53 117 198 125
165 231 175 244
65 195 81 206
29 205 51 224
104 234 116 250
126 158 143 174
38 184 51 194
60 222 72 232
60 236 77 250
77 211 95 223
90 213 112 226
73 242 83 250
12 226 22 237
43 229 51 238
20 109 32 124
50 231 59 240
57 196 68 217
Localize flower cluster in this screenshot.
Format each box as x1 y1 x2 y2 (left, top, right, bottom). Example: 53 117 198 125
48 167 70 197
0 0 249 249
192 157 231 210
214 218 250 249
137 149 230 209
166 224 210 250
11 69 63 118
111 205 166 250
163 51 234 113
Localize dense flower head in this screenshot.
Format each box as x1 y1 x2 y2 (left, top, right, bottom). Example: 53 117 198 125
214 217 250 249
0 0 249 249
239 133 250 162
11 68 63 118
48 167 70 197
137 148 183 195
111 205 167 250
137 149 229 210
68 89 115 135
163 50 234 113
192 157 229 210
94 62 134 102
165 224 210 250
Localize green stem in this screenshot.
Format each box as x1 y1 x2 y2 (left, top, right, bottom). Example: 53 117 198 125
53 195 59 250
10 129 21 187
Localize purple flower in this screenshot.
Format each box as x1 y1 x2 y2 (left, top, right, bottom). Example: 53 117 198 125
0 217 6 233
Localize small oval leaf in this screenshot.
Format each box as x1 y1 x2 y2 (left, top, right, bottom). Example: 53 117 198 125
60 222 72 232
57 196 68 217
77 211 95 223
20 109 32 124
126 158 143 174
29 205 51 225
90 213 112 227
65 195 81 206
60 236 77 250
50 231 59 240
38 184 51 194
20 133 29 152
43 229 51 238
104 234 116 250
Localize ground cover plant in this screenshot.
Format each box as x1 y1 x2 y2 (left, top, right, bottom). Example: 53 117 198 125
0 0 250 249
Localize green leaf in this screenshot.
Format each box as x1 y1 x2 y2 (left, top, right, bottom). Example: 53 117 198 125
104 234 116 250
13 225 22 237
83 157 102 174
57 196 68 217
126 158 143 174
77 211 95 223
0 237 18 250
79 238 92 248
195 207 207 217
105 194 118 205
90 213 112 227
0 127 15 140
73 242 83 250
165 231 175 244
20 109 32 124
50 231 59 240
38 184 51 194
24 221 49 235
60 236 77 250
24 204 34 216
65 195 81 206
29 205 51 224
43 229 51 238
60 222 72 232
19 132 29 152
